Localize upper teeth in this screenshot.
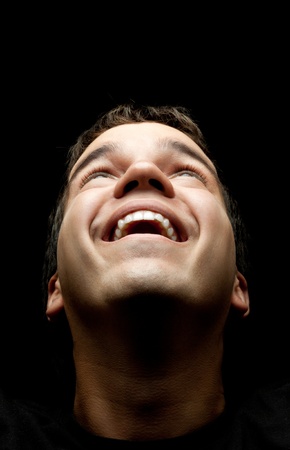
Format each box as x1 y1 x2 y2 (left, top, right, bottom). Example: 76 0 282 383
113 210 178 241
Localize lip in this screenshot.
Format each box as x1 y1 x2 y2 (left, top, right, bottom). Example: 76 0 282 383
100 200 188 243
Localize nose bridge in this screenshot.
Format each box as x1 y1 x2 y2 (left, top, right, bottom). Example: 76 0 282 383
114 160 175 198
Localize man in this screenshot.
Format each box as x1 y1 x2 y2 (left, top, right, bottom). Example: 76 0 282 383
1 104 289 449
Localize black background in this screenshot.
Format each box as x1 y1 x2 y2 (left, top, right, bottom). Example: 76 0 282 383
2 13 289 406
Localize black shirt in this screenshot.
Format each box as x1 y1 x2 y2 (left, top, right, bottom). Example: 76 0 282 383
1 378 289 449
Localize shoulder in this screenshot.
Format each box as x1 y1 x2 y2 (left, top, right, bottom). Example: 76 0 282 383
239 377 290 418
229 378 290 449
0 388 66 450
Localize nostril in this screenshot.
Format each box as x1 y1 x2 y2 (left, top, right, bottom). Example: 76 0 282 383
124 180 139 193
124 179 164 194
149 179 164 191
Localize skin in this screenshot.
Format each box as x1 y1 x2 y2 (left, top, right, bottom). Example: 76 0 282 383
47 122 249 441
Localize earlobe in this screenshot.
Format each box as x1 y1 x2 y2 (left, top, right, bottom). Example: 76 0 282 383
46 272 64 321
230 271 250 318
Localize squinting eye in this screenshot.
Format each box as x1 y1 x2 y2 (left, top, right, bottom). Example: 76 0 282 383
176 170 206 182
91 172 111 179
170 166 208 185
80 169 115 188
178 171 197 177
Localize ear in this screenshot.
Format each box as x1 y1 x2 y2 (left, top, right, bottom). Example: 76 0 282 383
230 270 250 317
46 272 65 321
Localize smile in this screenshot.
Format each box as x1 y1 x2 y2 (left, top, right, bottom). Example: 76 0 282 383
111 210 179 241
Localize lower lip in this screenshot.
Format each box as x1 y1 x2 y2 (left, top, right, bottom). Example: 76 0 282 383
109 233 179 243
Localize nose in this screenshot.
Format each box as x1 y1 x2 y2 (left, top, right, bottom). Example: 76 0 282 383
114 161 175 198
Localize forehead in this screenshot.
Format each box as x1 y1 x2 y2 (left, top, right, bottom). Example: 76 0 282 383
71 122 217 175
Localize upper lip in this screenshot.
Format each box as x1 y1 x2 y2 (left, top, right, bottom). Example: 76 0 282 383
101 200 188 242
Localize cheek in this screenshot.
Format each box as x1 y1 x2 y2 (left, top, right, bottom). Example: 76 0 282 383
57 194 100 267
63 190 108 237
56 218 97 306
191 193 236 267
190 190 230 232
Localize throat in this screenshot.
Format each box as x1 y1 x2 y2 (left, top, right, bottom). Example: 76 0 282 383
127 221 161 235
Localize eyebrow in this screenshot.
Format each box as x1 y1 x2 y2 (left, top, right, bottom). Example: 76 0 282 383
69 138 218 183
69 144 116 182
168 140 217 177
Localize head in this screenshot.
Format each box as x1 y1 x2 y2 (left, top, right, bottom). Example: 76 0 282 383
45 103 249 300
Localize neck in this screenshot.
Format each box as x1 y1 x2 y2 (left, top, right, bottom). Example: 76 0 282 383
70 299 226 440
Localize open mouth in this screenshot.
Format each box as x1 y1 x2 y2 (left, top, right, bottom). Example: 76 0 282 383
109 210 180 242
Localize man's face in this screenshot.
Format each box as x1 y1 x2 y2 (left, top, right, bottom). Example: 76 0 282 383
55 122 237 317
